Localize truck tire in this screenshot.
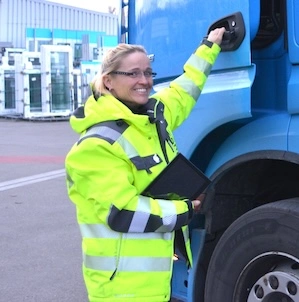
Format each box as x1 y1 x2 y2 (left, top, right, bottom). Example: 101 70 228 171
204 198 299 302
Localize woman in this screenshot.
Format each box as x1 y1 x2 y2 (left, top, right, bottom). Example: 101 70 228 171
65 27 225 302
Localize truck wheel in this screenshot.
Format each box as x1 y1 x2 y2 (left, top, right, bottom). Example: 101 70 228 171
204 198 299 302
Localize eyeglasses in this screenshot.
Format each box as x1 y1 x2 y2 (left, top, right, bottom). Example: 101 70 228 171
110 70 157 78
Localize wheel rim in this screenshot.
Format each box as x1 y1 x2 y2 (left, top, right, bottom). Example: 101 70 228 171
233 252 299 301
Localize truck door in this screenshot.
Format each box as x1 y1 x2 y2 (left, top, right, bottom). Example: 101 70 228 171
128 0 258 75
288 0 299 152
127 0 260 158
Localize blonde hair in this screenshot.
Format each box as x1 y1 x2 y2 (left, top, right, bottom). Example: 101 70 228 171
91 43 147 97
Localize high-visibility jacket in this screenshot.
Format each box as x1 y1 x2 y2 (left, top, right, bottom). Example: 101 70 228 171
65 41 221 302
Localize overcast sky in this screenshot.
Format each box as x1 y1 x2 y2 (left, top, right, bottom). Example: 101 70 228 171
47 0 120 13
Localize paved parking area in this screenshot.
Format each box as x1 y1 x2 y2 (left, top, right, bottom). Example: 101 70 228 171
0 118 88 302
0 118 184 302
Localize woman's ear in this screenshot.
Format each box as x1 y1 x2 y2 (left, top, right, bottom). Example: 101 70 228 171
103 74 112 91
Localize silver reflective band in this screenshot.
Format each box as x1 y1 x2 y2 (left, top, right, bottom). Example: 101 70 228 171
79 125 121 145
172 53 213 100
80 223 120 239
128 197 178 233
84 254 172 272
128 196 151 232
80 124 139 159
182 226 190 243
117 135 139 159
156 199 177 232
187 54 212 78
84 125 120 141
78 122 161 172
173 74 201 100
79 223 172 240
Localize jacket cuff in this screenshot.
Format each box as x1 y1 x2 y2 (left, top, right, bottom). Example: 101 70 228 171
201 38 214 48
195 41 221 64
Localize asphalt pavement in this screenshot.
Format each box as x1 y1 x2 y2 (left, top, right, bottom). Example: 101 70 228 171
0 118 88 302
0 117 183 302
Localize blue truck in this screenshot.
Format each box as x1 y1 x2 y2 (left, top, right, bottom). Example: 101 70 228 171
120 0 299 301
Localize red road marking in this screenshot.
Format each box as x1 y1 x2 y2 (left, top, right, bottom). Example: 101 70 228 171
0 156 65 163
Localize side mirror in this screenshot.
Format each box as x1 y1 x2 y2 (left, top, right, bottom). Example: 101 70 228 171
207 12 246 51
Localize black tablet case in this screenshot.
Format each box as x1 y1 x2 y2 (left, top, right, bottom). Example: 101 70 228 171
142 153 211 200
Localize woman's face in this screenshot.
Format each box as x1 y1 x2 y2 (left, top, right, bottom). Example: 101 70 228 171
105 51 154 107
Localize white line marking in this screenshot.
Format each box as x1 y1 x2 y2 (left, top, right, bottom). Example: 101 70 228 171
0 169 65 192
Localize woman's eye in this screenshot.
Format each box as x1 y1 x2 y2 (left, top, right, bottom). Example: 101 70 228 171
131 72 139 77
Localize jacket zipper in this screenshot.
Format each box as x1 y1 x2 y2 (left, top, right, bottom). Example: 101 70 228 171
110 233 123 280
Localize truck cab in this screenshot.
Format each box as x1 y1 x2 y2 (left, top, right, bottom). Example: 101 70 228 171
121 0 299 301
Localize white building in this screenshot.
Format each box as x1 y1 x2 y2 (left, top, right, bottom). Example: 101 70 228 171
0 0 118 50
0 0 119 119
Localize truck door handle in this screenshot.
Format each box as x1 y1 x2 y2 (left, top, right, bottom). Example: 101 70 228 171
207 12 245 51
223 30 236 41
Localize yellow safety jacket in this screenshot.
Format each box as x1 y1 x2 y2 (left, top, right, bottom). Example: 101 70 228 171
65 41 221 302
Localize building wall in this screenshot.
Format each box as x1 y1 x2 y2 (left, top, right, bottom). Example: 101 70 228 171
0 0 118 48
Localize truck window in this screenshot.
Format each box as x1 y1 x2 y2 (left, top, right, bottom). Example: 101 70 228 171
251 0 284 49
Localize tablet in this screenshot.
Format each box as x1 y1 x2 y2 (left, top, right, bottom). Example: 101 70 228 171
142 153 211 200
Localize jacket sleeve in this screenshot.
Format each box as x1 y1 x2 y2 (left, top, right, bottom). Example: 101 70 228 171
152 41 221 131
66 138 193 233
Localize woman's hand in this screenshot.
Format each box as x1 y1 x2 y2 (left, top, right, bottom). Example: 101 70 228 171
207 27 226 46
192 199 201 212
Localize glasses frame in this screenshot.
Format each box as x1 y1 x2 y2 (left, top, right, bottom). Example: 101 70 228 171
110 70 157 79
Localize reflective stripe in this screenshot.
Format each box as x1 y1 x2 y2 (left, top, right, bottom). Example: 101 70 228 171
78 120 128 145
128 196 151 232
77 121 162 172
172 54 212 100
187 53 212 78
127 196 178 232
182 225 189 243
80 223 120 239
84 254 171 272
173 73 201 100
116 135 139 158
156 199 177 232
78 126 120 145
79 223 172 240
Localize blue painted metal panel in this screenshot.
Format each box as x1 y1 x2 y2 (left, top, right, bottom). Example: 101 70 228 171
288 115 299 152
205 114 291 177
129 0 259 81
171 229 206 302
287 66 299 114
287 0 299 63
187 229 206 302
251 47 290 112
155 65 255 158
